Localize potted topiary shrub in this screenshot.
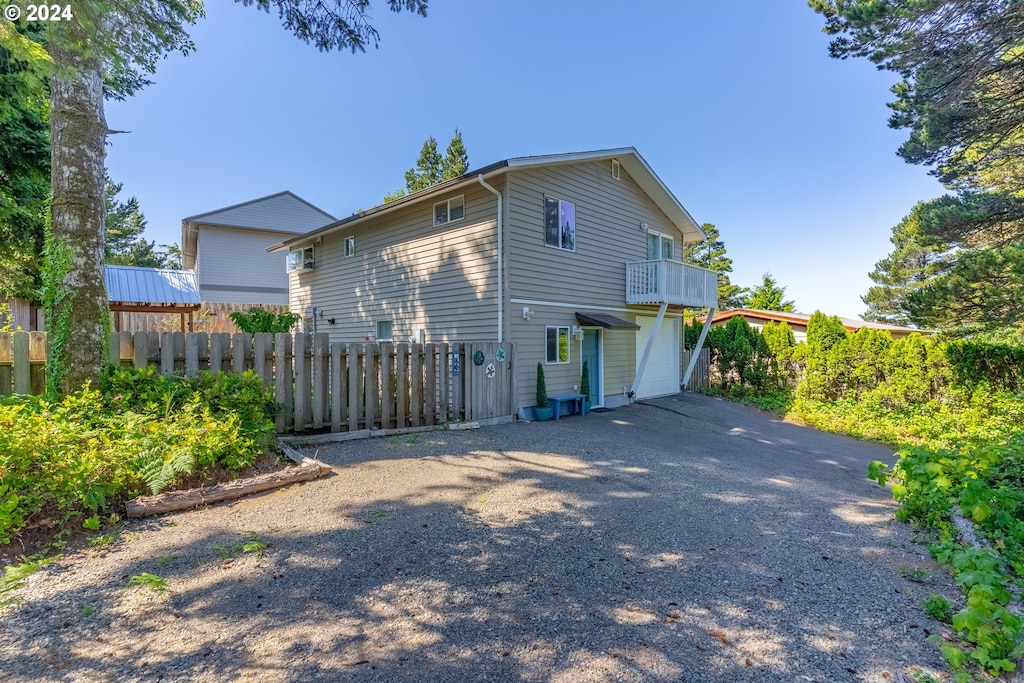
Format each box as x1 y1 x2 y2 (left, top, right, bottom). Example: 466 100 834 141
534 363 553 421
580 360 591 415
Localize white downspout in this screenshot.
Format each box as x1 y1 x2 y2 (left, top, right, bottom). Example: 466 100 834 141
682 306 716 388
630 302 668 399
478 175 503 343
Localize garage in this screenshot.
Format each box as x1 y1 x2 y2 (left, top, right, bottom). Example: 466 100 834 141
634 315 680 398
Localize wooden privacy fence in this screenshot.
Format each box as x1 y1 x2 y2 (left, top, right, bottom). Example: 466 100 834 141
0 331 46 396
0 331 517 434
682 348 711 391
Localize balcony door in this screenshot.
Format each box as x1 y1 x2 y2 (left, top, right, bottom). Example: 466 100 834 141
647 231 674 261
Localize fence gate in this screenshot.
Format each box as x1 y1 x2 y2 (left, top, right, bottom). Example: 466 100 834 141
464 341 515 422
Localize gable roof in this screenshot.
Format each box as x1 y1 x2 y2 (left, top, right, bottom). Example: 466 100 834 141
183 190 336 234
105 265 201 307
267 147 704 253
705 308 933 336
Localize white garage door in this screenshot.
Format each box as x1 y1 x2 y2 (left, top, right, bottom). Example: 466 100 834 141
635 316 680 398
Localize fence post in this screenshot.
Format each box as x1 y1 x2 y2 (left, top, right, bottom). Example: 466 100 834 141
424 343 436 426
439 343 450 421
253 333 272 387
13 330 29 395
379 342 393 430
330 342 343 433
293 333 310 431
274 333 294 433
232 333 250 375
161 332 176 376
347 343 360 432
396 343 408 428
313 333 329 430
410 342 424 427
364 342 378 430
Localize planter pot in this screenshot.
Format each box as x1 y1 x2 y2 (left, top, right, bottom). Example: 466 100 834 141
534 406 553 422
582 400 591 416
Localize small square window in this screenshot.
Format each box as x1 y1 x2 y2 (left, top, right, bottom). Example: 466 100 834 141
544 197 575 252
376 320 393 342
287 245 314 272
344 236 355 257
433 195 465 226
545 326 570 364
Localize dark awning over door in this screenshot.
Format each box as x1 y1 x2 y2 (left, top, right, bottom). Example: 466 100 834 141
575 312 641 330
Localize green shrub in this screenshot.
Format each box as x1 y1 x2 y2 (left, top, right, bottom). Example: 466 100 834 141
0 368 278 545
227 307 301 334
535 363 549 408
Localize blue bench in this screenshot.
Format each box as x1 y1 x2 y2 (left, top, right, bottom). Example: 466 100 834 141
548 393 584 420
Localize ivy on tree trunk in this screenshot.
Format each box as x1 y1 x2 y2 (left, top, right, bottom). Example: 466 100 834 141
47 18 109 396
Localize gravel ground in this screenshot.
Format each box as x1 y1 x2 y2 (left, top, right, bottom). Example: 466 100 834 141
0 393 959 682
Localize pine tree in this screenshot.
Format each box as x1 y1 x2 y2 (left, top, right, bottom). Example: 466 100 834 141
683 223 748 309
391 129 470 201
442 128 469 180
862 202 950 326
745 273 795 312
14 0 430 395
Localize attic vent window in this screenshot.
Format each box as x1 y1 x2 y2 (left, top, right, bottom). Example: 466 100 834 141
287 245 314 273
344 236 355 257
434 195 465 226
611 159 620 180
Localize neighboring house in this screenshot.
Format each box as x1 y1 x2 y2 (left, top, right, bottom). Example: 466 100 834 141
702 308 933 342
268 147 719 418
181 191 336 315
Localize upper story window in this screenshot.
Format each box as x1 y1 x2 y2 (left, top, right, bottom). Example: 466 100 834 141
647 230 675 261
434 195 465 226
286 245 314 272
544 197 576 252
344 236 355 257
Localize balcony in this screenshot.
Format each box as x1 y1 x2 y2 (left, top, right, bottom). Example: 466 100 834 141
626 259 719 308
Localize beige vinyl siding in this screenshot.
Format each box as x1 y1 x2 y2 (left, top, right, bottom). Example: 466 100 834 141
289 185 499 343
508 305 682 411
197 226 294 305
506 161 686 308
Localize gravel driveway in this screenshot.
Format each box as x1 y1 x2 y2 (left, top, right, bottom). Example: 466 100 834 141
0 393 956 682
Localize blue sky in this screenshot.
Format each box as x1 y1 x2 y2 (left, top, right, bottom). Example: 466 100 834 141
103 0 947 319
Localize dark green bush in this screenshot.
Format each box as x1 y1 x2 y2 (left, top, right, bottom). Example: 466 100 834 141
0 368 279 546
227 307 301 334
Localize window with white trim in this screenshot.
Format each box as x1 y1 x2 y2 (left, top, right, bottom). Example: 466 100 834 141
344 236 355 257
545 326 570 364
376 320 393 342
646 230 675 261
286 245 314 272
544 197 576 251
433 195 465 226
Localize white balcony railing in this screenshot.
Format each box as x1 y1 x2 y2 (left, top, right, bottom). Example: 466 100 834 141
626 259 719 308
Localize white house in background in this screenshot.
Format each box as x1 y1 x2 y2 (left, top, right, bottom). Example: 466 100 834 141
181 191 335 309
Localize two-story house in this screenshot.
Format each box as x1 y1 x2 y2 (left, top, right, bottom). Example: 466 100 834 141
268 148 717 418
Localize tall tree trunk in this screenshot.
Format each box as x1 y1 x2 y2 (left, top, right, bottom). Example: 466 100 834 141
48 19 108 395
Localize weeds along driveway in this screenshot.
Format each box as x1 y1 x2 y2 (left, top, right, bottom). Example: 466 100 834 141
0 393 955 682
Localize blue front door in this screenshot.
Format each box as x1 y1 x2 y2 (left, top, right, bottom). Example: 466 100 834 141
582 329 600 406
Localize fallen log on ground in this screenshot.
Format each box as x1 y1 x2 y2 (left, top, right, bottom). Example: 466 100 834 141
126 461 329 518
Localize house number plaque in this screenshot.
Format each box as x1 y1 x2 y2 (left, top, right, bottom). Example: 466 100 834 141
473 350 485 366
485 363 496 379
